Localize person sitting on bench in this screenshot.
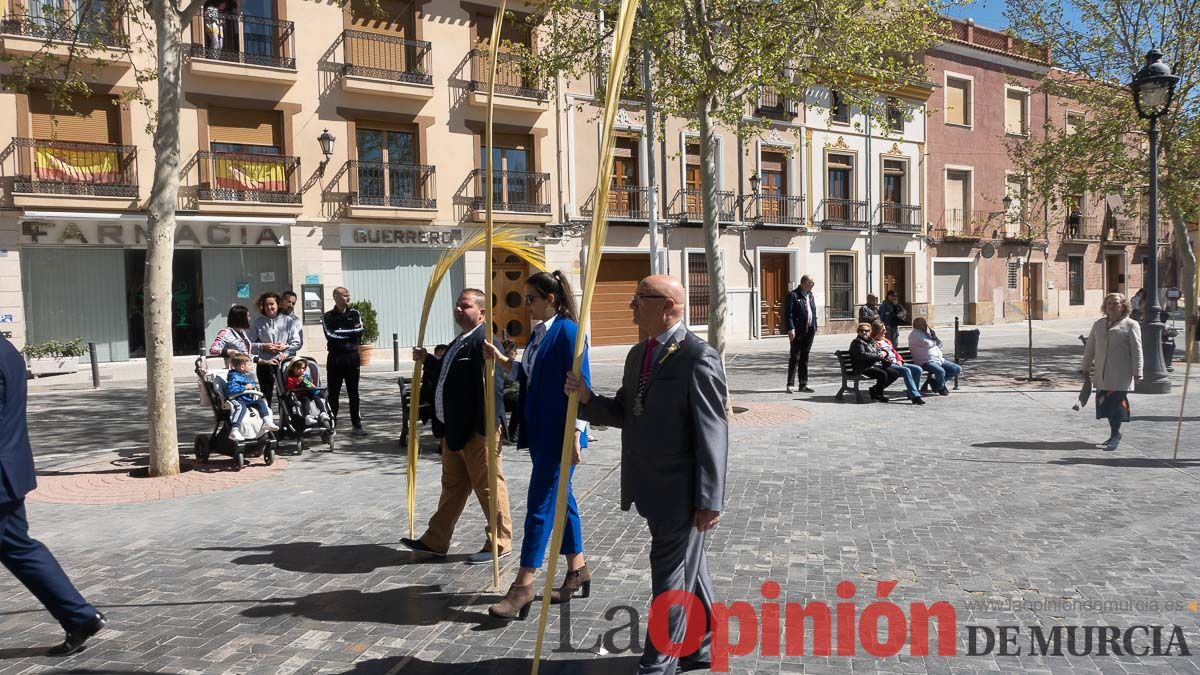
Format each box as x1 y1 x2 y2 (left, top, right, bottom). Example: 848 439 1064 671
849 323 897 402
908 317 961 396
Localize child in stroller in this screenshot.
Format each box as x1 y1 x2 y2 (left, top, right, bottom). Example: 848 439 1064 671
278 356 336 451
227 353 279 439
193 355 277 470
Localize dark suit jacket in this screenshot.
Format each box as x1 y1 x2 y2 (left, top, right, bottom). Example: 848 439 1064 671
785 288 818 334
579 327 728 522
0 336 36 504
517 316 590 458
426 325 506 452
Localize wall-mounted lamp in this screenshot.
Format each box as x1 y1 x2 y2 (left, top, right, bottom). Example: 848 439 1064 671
318 128 336 171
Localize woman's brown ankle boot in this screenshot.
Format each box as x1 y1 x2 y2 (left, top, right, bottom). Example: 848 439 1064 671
550 564 592 604
488 582 535 620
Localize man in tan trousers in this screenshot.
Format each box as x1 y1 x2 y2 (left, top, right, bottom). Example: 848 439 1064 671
403 289 512 564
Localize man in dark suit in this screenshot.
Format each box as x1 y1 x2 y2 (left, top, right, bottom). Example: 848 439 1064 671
401 289 512 565
784 274 819 393
0 336 106 656
567 275 728 675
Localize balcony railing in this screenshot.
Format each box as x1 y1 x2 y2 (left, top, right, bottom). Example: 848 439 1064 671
1 13 129 48
1062 214 1101 242
580 184 652 220
931 209 991 241
594 52 644 99
190 11 295 69
348 161 436 209
744 193 805 226
755 89 797 117
877 203 922 233
342 30 432 85
468 169 551 213
197 151 300 203
10 138 138 197
669 188 736 223
467 48 546 100
817 198 868 230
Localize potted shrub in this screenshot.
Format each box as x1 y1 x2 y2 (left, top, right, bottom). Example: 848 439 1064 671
23 339 87 377
349 300 379 366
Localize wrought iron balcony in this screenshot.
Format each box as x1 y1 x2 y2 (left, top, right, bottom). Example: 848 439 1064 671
931 209 991 241
197 151 300 203
1 13 129 48
10 138 138 197
876 203 922 233
468 169 551 213
1062 213 1101 242
669 188 736 223
341 30 432 85
347 161 436 209
190 11 295 69
743 193 805 227
754 89 797 117
817 198 868 230
593 52 645 99
580 184 652 220
466 48 546 100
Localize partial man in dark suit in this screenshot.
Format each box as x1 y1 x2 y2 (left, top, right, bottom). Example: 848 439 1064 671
566 274 728 675
0 336 106 656
401 289 512 565
784 275 819 393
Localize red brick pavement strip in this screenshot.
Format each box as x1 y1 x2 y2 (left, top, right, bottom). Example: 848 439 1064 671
729 401 810 426
28 454 288 505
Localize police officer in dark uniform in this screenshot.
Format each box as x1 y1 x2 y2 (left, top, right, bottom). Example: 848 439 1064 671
323 286 367 436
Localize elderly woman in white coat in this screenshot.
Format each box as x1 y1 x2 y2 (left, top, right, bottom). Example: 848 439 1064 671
1081 293 1143 450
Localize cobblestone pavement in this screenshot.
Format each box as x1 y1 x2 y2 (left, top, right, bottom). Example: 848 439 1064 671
3 319 1200 674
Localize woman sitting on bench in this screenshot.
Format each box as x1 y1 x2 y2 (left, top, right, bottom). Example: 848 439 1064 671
872 322 925 405
849 323 898 402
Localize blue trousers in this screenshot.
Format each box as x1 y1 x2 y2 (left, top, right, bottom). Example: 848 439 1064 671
887 363 925 399
922 360 962 391
230 396 269 426
520 454 582 569
1 499 96 631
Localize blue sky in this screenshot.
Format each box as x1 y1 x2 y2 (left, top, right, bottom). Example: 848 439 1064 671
943 0 1009 31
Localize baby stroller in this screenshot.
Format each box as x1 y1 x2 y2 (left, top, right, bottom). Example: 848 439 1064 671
276 355 336 452
193 357 277 470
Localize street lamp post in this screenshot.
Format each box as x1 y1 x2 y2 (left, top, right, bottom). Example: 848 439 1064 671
1130 48 1179 395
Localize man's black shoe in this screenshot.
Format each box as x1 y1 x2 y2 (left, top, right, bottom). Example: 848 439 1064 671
399 538 446 557
679 656 712 672
47 612 106 657
351 425 368 437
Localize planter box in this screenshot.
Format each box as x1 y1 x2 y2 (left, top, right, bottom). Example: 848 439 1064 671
27 356 81 378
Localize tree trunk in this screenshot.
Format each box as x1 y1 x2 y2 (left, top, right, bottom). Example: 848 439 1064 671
698 101 727 365
1168 202 1197 346
144 0 184 478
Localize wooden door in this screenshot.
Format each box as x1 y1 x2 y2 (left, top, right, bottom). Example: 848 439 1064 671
610 138 638 217
1026 262 1043 319
592 254 650 345
1105 254 1123 294
759 254 789 336
883 256 908 303
492 251 530 346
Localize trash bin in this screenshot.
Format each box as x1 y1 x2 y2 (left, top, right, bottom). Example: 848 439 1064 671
955 328 980 361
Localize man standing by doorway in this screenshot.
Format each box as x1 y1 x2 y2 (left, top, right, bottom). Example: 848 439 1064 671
323 287 366 436
785 275 818 394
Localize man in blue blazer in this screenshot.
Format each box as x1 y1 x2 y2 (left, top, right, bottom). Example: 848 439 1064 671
0 336 106 655
784 275 819 393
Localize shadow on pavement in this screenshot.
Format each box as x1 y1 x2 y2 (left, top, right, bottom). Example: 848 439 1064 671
343 655 642 674
240 584 505 630
201 542 471 573
1048 457 1200 468
972 440 1095 451
1133 415 1200 423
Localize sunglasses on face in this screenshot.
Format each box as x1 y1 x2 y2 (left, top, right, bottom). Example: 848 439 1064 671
525 293 543 305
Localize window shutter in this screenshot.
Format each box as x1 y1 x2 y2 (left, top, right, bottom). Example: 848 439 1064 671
945 81 966 125
1005 92 1025 134
30 94 120 143
208 107 281 147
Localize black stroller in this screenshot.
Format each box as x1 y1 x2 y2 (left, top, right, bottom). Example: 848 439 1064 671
193 357 277 470
276 355 336 452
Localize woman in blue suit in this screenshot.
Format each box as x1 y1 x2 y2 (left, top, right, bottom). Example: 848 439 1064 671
484 270 591 620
